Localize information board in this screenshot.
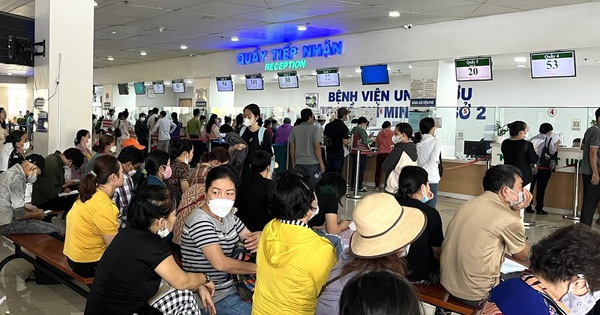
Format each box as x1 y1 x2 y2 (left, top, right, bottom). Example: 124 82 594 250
530 51 576 78
316 68 340 87
152 81 164 94
245 74 264 90
278 71 299 89
216 76 233 92
172 79 185 93
455 57 493 81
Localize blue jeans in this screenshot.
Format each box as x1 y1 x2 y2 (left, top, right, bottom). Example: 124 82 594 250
202 293 252 315
426 183 439 208
351 154 369 189
295 163 322 185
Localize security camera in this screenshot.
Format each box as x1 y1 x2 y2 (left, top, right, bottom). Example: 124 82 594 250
189 54 196 57
403 24 413 29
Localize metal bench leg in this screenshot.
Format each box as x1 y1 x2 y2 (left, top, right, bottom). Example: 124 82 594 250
0 254 22 271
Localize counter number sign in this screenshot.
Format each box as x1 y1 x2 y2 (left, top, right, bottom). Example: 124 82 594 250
455 57 492 81
547 108 557 117
530 51 576 78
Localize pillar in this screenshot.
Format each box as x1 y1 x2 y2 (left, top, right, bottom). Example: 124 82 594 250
34 0 94 155
435 60 459 157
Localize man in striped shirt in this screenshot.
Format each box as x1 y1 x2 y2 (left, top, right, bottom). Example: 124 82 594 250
113 145 143 228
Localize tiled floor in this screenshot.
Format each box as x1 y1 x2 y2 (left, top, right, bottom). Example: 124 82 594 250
0 192 587 314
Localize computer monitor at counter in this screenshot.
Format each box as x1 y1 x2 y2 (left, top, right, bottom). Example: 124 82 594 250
464 140 492 157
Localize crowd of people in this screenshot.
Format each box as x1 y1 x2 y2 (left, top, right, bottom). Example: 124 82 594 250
0 103 599 315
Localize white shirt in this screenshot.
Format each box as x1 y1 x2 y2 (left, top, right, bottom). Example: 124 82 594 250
151 117 176 141
0 143 13 171
416 134 442 183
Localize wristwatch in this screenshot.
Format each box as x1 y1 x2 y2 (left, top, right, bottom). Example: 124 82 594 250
204 274 211 284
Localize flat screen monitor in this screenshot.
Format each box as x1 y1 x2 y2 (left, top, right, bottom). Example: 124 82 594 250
530 50 576 78
361 64 389 85
152 81 165 94
133 82 145 95
455 57 493 81
245 74 264 91
117 83 129 95
172 79 185 93
464 140 492 157
216 76 233 92
278 71 299 89
316 68 340 87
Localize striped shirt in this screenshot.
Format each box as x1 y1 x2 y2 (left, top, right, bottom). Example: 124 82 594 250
180 209 245 303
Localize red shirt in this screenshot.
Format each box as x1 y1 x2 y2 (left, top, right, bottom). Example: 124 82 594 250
376 128 395 154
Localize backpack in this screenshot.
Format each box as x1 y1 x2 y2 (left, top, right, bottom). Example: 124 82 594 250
538 138 553 168
239 126 266 146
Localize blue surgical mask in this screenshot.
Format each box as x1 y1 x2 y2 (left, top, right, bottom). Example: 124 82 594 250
420 187 430 203
560 276 600 315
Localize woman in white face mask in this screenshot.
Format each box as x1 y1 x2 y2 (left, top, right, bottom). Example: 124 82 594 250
71 129 93 180
164 139 193 198
475 224 600 315
177 166 260 315
86 134 116 174
414 117 442 208
382 123 418 194
238 103 273 177
0 130 28 172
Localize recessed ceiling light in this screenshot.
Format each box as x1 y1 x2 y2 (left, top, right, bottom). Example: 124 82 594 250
107 56 114 61
513 56 527 63
408 64 413 69
515 64 526 68
355 68 362 73
180 44 188 50
111 31 117 35
346 74 353 77
94 1 98 6
140 51 147 56
231 36 239 42
388 11 400 17
595 60 600 63
311 71 317 75
297 25 307 31
7 73 12 76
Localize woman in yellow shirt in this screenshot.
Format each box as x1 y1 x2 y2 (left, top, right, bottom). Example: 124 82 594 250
253 170 337 315
64 154 124 277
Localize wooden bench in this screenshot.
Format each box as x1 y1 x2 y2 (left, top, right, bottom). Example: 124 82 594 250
0 234 92 298
415 283 475 315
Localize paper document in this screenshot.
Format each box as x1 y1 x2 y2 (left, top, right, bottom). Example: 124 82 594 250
58 190 79 197
501 258 527 274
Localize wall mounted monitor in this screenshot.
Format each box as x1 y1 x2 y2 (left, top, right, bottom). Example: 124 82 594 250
455 57 493 81
133 82 145 95
530 50 576 79
172 79 185 93
117 83 129 95
361 64 389 85
216 76 234 92
316 68 340 87
245 74 264 91
277 71 299 89
152 81 165 94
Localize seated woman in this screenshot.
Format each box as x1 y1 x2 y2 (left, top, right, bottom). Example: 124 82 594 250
189 146 229 186
395 166 444 284
0 130 29 171
63 155 124 277
86 185 216 315
234 150 274 232
316 193 426 315
339 271 422 315
86 135 116 174
382 123 418 194
308 172 351 256
141 150 171 188
475 224 600 315
179 166 260 315
71 129 93 180
165 139 193 199
253 171 337 315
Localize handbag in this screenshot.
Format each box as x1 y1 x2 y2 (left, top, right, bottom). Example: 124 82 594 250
230 242 256 302
114 120 122 138
351 132 370 151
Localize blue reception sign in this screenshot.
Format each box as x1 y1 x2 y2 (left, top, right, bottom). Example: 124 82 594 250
236 40 344 71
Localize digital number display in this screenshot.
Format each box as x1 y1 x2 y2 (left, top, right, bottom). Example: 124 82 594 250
316 68 340 87
216 77 233 92
152 81 164 94
245 74 264 90
455 57 493 81
530 51 576 78
278 71 299 89
172 79 185 93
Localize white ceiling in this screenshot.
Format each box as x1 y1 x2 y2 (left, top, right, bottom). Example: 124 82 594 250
1 0 600 72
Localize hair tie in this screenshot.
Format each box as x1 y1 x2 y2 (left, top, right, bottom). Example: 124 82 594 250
90 170 97 177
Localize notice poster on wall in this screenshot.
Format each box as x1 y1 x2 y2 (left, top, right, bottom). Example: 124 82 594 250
410 79 437 107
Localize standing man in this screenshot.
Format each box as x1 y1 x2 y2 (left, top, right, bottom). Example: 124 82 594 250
323 107 350 174
288 109 325 184
580 108 600 226
186 108 202 168
151 111 176 153
441 165 532 307
134 112 149 150
146 107 159 131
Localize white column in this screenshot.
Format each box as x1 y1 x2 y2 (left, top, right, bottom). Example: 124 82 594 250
436 61 459 157
34 0 94 155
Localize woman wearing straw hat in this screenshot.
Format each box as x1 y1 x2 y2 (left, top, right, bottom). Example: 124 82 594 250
316 193 426 315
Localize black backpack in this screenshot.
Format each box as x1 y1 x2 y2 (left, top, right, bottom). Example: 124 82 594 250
538 138 556 169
